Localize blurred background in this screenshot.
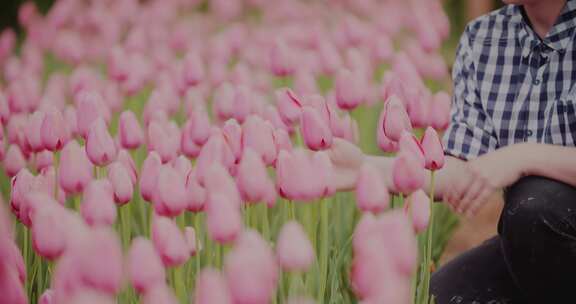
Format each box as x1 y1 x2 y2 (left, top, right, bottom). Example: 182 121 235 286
0 0 508 263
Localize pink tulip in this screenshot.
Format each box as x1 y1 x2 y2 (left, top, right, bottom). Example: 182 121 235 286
140 152 162 202
25 111 45 152
273 128 293 153
276 149 334 201
236 148 276 205
86 118 117 166
141 285 178 304
80 180 117 226
184 226 197 256
232 85 253 123
0 264 27 304
405 190 431 233
242 115 277 165
276 89 302 126
116 150 138 184
294 70 318 96
430 91 451 131
206 192 242 244
356 164 390 213
194 268 233 304
63 106 78 138
107 161 134 205
147 121 179 163
391 152 425 195
335 69 366 110
381 95 412 142
41 107 70 152
213 83 236 122
118 111 144 150
151 216 190 267
0 29 15 63
76 91 109 139
270 39 295 77
32 203 68 260
185 169 206 212
172 155 192 178
155 165 187 217
301 106 333 151
39 289 54 304
182 51 204 87
421 126 445 171
276 221 315 272
195 131 236 185
59 141 93 194
4 145 26 177
398 131 425 167
10 169 34 220
127 237 166 294
180 120 202 158
225 230 278 304
222 119 243 163
187 107 211 145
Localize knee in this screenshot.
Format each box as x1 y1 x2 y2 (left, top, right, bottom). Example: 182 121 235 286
500 176 576 236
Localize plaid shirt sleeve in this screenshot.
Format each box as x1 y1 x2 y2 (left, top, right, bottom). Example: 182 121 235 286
443 25 499 161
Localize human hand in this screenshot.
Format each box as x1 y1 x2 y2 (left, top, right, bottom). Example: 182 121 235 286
446 145 526 217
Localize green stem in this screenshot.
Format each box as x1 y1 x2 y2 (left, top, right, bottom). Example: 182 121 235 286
53 151 60 200
319 198 329 303
423 171 436 303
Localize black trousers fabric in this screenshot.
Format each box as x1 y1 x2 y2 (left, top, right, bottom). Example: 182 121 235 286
431 176 576 304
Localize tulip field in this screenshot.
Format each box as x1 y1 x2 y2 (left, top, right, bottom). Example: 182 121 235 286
0 0 460 303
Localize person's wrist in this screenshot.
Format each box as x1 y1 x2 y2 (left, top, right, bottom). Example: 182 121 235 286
509 143 537 177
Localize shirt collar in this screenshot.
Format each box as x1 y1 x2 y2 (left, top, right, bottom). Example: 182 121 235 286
509 0 576 52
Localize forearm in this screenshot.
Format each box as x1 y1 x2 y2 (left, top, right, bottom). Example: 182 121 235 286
521 143 576 187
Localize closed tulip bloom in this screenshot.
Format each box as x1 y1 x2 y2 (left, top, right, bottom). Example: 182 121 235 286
356 164 390 214
236 148 275 204
127 237 166 294
194 268 233 304
4 145 26 177
25 111 45 152
107 161 134 205
86 118 117 166
59 141 93 194
147 121 179 163
41 107 70 152
156 165 187 217
398 131 425 168
172 155 192 178
381 95 412 142
76 91 109 139
0 265 27 304
213 83 236 122
188 107 211 145
276 89 302 126
141 285 178 304
242 115 277 165
10 169 34 220
185 169 206 212
184 226 197 256
39 289 54 304
270 39 295 77
222 119 243 163
195 132 235 186
80 179 117 226
391 152 425 195
182 51 204 87
180 120 202 158
118 110 144 150
31 203 68 260
116 150 138 184
225 230 278 304
276 221 314 272
273 128 293 153
63 106 78 138
301 106 333 151
34 150 53 171
75 227 123 295
405 190 431 233
335 69 366 110
206 192 242 244
430 91 451 131
140 152 162 202
421 126 445 171
276 149 333 201
152 216 190 267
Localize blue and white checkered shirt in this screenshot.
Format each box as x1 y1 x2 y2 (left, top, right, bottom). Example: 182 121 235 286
443 1 576 160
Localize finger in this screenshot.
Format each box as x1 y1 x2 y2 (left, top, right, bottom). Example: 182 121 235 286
459 180 486 213
448 174 475 212
465 188 494 218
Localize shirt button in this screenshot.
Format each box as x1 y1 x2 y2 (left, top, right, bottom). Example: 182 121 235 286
526 130 534 137
533 79 541 85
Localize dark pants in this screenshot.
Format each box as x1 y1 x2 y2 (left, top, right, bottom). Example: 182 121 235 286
431 176 576 304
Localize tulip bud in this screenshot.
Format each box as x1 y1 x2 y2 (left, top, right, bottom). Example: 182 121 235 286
155 165 187 217
206 193 242 244
41 107 70 152
140 152 162 202
391 152 425 195
118 110 144 150
184 226 197 257
335 69 366 110
356 164 390 213
236 148 275 204
242 115 277 165
398 131 425 168
381 96 412 142
421 127 445 171
4 145 26 177
127 237 166 294
80 180 117 226
152 216 190 267
301 106 333 151
86 118 117 166
405 190 431 233
194 268 233 304
25 111 45 152
107 161 134 205
430 91 451 131
31 203 68 260
39 289 54 304
58 141 93 194
276 221 315 272
185 169 206 212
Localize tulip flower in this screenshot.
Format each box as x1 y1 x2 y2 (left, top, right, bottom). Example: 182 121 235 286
335 69 366 110
206 192 242 244
80 180 117 226
380 95 412 142
236 148 276 205
276 89 302 126
185 169 206 212
195 133 235 186
4 145 26 177
107 161 134 205
180 120 202 158
242 115 277 165
213 83 236 122
155 165 187 217
85 118 117 166
140 152 162 202
194 268 233 304
222 119 243 163
405 190 431 233
391 152 425 195
187 107 212 145
39 289 54 304
127 237 166 294
116 149 138 184
76 91 109 139
182 51 204 87
270 39 295 77
25 111 45 152
225 230 278 304
40 108 70 151
421 126 445 171
430 91 451 131
59 141 93 194
276 221 315 272
141 285 178 304
301 106 333 151
118 110 144 150
398 131 425 168
32 203 68 260
276 149 334 201
151 216 190 267
35 150 53 171
147 121 179 164
355 164 390 213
